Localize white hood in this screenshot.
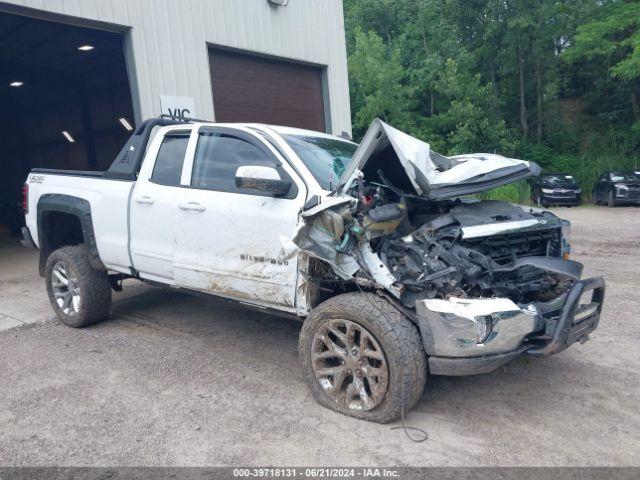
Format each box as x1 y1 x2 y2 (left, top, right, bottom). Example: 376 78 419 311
337 119 541 199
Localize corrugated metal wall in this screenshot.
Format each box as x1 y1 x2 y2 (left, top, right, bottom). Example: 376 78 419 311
0 0 351 135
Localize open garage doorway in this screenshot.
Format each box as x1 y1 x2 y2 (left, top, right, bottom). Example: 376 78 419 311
0 10 135 237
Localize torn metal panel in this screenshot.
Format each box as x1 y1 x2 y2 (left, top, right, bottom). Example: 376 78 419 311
357 242 403 298
301 195 354 218
292 203 360 280
337 118 541 199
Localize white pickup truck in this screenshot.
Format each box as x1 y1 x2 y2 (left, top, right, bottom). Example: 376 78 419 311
22 117 605 423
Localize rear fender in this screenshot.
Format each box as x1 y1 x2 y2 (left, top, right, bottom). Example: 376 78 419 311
37 194 103 276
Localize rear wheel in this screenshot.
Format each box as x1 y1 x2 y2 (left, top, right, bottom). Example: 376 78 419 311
299 293 427 423
45 245 112 327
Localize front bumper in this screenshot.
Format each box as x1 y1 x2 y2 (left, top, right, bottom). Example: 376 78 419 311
540 193 581 205
613 194 640 204
416 276 605 375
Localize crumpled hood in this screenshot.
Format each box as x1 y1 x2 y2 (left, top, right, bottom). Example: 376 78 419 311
337 119 541 199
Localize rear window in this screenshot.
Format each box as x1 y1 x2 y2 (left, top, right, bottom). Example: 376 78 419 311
150 131 190 186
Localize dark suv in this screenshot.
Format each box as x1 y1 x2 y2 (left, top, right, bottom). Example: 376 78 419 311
593 171 640 207
531 173 582 207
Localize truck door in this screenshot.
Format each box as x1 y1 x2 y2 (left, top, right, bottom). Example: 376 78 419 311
173 126 307 310
129 127 194 283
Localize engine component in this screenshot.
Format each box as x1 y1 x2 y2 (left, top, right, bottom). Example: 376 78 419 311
377 203 572 308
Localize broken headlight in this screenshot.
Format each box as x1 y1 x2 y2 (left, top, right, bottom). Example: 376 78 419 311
474 315 493 344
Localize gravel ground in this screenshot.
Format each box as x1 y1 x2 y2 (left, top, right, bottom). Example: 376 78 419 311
0 206 639 466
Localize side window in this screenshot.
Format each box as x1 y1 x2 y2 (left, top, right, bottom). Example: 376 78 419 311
191 132 288 195
150 131 190 186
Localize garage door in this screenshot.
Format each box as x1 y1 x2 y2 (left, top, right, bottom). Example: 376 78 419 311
209 49 326 132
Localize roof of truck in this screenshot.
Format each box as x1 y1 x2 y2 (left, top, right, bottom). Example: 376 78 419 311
189 121 356 144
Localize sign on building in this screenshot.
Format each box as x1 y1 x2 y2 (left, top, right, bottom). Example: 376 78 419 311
160 95 196 120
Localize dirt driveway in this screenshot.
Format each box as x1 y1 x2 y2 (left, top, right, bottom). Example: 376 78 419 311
0 206 639 466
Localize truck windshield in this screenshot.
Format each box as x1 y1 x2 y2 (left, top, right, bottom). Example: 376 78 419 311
283 134 358 190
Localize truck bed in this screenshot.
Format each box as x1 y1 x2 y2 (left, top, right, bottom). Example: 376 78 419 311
25 170 135 274
30 168 107 179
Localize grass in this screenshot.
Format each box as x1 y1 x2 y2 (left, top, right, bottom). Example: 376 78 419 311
479 180 532 205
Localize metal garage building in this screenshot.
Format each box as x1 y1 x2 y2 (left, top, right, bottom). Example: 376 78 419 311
0 0 351 234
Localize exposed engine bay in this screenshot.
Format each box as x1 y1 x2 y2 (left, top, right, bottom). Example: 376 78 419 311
293 120 580 311
295 186 578 309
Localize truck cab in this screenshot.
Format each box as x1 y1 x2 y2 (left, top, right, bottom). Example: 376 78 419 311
24 120 357 315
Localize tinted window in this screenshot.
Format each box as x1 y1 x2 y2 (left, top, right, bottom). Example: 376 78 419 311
150 131 190 186
283 134 357 190
192 132 280 194
541 174 577 187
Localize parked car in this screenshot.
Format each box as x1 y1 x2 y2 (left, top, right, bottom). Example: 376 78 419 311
21 117 605 423
592 171 640 207
531 173 582 207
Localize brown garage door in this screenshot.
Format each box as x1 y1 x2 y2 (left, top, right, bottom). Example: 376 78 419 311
209 48 326 132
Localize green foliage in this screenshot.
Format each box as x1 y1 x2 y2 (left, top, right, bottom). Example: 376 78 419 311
565 2 640 81
348 28 413 137
479 181 532 205
344 0 640 202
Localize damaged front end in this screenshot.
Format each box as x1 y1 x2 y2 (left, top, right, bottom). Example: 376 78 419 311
293 119 605 375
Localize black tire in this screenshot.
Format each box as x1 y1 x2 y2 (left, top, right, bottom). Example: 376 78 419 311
299 292 427 423
607 190 616 208
45 245 112 328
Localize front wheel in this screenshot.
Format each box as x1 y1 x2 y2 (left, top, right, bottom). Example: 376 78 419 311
299 293 427 423
45 245 112 327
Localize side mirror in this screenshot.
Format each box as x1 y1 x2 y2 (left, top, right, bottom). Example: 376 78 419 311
235 165 292 197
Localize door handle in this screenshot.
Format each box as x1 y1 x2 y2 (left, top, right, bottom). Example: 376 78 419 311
135 195 155 205
178 201 206 212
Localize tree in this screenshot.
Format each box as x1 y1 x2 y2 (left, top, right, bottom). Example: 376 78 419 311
565 1 640 122
348 28 413 138
344 0 640 160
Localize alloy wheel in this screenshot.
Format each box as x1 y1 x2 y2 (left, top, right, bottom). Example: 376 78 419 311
51 261 80 316
311 319 388 411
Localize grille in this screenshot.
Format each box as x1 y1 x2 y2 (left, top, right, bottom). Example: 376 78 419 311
550 191 577 197
462 227 561 265
625 188 640 199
